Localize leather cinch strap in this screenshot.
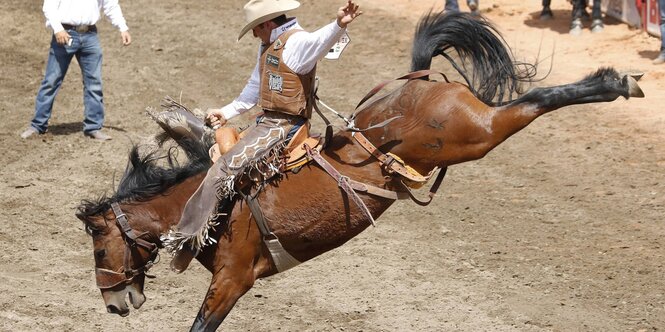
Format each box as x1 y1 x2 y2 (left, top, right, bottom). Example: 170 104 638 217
243 191 301 272
305 144 412 226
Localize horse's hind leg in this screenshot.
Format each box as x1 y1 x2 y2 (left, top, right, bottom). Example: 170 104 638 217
470 68 644 155
507 68 644 113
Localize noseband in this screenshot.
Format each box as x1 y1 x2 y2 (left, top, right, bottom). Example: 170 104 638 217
95 202 160 290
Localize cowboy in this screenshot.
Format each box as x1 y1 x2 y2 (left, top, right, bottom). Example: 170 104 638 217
165 0 363 272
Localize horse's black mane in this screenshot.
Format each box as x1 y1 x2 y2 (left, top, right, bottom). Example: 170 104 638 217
76 138 212 221
411 11 537 105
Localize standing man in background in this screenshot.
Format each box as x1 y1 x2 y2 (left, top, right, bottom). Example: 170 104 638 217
20 0 132 141
444 0 479 15
654 0 665 64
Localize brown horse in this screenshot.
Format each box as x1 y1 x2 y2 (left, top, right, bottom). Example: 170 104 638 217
76 12 643 332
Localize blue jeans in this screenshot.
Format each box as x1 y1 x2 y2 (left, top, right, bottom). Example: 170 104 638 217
31 29 104 134
660 0 665 51
444 0 475 12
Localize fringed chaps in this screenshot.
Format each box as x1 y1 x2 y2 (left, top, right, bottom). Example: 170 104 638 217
162 112 302 255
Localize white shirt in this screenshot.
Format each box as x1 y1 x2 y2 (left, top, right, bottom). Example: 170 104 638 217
43 0 129 34
220 18 345 120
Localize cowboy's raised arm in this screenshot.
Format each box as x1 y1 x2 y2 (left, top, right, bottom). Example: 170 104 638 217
284 1 363 74
337 0 362 29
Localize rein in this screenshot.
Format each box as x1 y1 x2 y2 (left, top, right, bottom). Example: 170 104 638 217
95 202 160 290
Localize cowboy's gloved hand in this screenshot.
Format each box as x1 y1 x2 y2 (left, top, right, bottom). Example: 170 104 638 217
206 109 227 129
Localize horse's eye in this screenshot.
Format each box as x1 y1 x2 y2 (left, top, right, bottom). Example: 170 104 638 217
87 226 103 237
95 249 106 260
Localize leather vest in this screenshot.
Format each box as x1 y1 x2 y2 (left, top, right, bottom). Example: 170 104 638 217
259 30 316 119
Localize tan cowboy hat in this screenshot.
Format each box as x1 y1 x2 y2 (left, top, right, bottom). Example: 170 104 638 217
238 0 301 41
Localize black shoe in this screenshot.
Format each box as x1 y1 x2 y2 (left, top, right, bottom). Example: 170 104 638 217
590 19 604 33
540 7 553 20
468 0 478 11
570 19 583 35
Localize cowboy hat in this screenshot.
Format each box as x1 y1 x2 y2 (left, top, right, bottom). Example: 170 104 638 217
238 0 301 41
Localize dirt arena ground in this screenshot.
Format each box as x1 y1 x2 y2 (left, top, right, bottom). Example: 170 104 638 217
1 0 664 331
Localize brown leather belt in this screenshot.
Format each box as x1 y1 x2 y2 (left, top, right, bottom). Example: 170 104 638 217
62 24 97 33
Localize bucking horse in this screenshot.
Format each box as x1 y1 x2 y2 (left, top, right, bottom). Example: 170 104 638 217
76 11 644 331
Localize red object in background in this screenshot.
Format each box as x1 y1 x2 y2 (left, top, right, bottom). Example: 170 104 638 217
644 0 661 36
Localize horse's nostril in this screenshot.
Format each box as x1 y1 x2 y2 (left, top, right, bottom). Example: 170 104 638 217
107 304 130 317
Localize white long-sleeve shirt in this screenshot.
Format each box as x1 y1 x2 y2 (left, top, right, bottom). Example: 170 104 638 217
220 18 345 120
43 0 129 34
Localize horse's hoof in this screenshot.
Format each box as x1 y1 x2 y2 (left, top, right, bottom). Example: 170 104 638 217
620 71 644 81
622 75 645 98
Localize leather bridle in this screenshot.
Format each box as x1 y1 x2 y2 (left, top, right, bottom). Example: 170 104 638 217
94 202 159 290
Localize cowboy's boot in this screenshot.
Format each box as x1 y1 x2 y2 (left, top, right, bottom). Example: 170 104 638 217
170 245 197 273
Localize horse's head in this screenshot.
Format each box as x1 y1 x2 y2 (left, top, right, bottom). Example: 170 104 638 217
76 203 159 317
75 138 211 317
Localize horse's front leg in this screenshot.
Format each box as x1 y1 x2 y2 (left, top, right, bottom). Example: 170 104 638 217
188 211 273 332
189 265 256 332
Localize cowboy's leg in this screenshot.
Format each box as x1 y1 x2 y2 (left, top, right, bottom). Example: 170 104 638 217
169 114 299 272
216 127 240 155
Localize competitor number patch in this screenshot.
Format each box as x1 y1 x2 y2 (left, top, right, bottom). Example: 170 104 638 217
268 72 283 92
266 54 279 67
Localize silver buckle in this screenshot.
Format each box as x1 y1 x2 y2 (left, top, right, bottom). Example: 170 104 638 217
75 25 90 33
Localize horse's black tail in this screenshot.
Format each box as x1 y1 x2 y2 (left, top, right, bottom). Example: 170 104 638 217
411 11 536 105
